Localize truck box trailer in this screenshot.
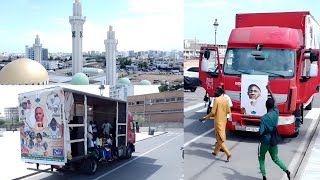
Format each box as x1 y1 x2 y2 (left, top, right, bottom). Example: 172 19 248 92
19 86 135 174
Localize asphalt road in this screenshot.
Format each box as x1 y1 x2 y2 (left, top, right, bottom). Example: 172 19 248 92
16 129 183 180
184 88 320 180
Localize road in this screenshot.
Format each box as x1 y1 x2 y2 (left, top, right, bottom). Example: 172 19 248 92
7 129 183 180
184 88 320 180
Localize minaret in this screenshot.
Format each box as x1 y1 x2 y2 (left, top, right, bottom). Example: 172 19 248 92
33 35 42 63
104 25 118 85
69 0 86 76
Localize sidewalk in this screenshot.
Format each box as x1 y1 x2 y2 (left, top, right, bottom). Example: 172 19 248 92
296 120 320 180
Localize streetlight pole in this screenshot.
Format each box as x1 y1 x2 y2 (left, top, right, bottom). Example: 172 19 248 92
99 82 105 96
148 99 152 135
213 19 219 47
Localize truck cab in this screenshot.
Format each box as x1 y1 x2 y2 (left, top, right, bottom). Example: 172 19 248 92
199 11 320 136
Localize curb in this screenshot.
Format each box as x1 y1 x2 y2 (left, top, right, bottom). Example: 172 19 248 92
295 115 320 180
136 132 168 142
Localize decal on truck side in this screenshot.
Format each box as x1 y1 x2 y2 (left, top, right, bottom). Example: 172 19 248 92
206 78 213 90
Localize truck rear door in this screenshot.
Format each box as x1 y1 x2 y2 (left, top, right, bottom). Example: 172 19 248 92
116 101 128 148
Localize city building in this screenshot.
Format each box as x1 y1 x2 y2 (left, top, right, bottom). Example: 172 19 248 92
42 60 59 70
25 35 48 63
69 0 86 76
128 90 184 128
184 39 227 60
42 48 48 61
109 84 134 101
4 107 19 121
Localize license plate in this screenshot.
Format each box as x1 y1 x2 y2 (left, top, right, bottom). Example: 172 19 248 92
246 127 259 132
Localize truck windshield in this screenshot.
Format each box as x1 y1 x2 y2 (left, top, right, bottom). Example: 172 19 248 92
223 48 295 78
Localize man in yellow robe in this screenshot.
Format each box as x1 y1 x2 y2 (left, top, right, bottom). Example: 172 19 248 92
203 87 232 162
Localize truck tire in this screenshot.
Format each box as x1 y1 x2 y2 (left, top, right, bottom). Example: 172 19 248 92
125 145 133 159
305 97 313 110
83 158 98 175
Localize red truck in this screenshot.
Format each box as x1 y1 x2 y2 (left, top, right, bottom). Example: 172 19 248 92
199 11 320 136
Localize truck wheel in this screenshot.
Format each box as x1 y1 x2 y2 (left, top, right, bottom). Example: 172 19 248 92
84 158 98 175
305 98 313 110
292 128 299 138
125 146 133 159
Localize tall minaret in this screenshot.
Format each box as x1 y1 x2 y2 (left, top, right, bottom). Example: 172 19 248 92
69 0 86 76
104 25 118 85
33 34 42 63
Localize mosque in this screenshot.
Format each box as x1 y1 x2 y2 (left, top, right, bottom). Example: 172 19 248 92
0 0 152 87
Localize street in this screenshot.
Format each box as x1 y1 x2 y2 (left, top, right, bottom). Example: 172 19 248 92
1 129 183 180
184 88 320 180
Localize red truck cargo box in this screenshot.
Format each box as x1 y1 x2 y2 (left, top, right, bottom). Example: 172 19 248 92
236 11 310 35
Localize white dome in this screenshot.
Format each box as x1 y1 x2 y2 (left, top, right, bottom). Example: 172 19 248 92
0 58 49 85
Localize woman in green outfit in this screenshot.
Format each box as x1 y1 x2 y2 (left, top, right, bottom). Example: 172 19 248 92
258 85 291 180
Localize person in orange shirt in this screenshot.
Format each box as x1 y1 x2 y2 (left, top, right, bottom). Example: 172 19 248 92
203 87 232 162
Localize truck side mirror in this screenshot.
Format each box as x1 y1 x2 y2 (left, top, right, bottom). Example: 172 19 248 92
204 50 210 59
310 51 319 62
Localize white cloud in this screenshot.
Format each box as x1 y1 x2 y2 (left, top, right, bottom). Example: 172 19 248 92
114 0 184 51
111 14 183 51
23 0 184 53
128 0 182 15
0 29 7 33
185 0 235 9
31 5 40 10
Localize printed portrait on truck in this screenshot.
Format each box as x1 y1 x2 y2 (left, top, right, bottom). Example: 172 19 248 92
241 75 268 116
18 88 65 165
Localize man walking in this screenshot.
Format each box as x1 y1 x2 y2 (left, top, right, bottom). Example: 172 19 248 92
210 87 233 150
259 85 291 180
203 87 232 162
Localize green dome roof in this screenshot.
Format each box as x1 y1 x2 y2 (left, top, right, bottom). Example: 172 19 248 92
71 73 89 85
118 77 131 85
139 80 152 85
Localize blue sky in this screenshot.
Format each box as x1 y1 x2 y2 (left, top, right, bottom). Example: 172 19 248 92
184 0 320 45
0 0 183 53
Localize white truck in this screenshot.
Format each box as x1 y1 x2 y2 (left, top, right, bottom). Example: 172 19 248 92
19 86 136 174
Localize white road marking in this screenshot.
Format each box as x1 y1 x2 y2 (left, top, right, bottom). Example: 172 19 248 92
281 108 320 180
196 108 207 113
93 133 183 180
184 103 204 112
304 108 320 119
184 128 214 148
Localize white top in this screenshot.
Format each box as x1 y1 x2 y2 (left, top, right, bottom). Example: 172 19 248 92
241 97 267 116
210 94 233 107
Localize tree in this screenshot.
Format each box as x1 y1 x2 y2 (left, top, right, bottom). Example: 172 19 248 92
49 56 54 60
133 114 145 126
158 85 169 92
143 62 148 69
0 120 5 126
138 62 144 69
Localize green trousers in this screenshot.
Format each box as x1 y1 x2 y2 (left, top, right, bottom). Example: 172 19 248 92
258 143 288 176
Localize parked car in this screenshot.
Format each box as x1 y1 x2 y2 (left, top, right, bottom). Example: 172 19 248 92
184 76 200 92
184 66 199 78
